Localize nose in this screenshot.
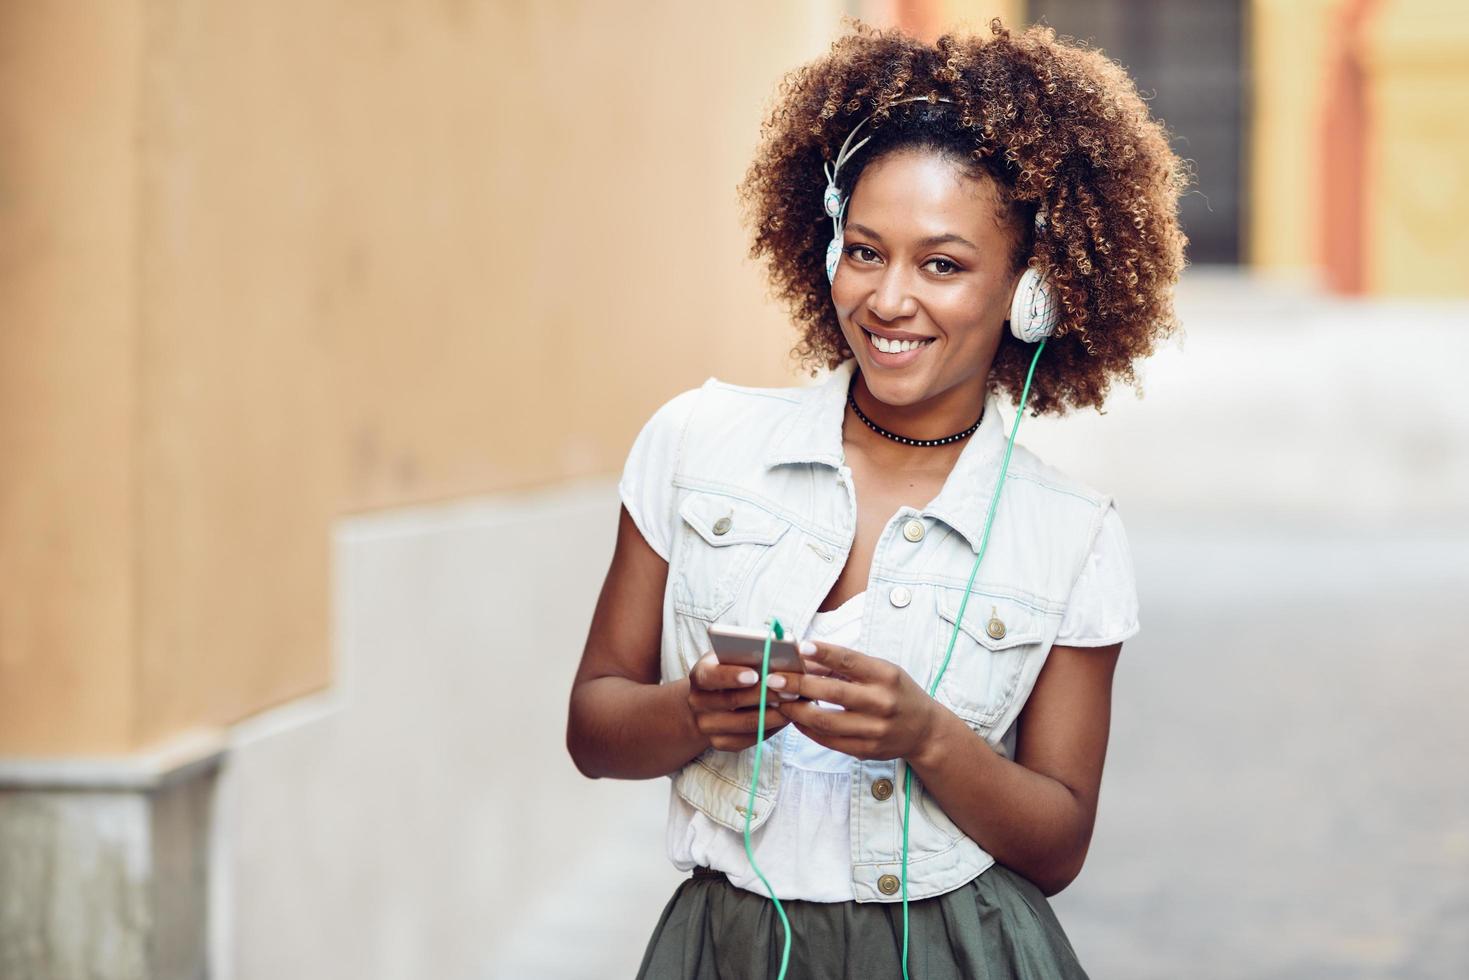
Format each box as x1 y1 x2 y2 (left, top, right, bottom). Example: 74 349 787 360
866 263 919 322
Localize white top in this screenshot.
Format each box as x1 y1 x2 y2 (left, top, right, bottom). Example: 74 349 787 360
664 591 868 901
620 391 1141 901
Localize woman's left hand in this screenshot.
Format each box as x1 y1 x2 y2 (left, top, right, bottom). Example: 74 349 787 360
777 640 939 761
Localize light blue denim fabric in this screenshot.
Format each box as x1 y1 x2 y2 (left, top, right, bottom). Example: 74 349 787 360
657 358 1111 902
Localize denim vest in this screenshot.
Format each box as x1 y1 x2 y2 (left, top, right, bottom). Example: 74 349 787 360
659 359 1111 902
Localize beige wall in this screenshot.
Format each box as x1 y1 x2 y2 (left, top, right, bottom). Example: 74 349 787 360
0 4 142 753
1 1 845 755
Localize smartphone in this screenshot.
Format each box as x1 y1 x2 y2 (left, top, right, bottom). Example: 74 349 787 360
707 623 806 674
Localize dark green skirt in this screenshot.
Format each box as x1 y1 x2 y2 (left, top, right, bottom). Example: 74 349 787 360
635 864 1088 980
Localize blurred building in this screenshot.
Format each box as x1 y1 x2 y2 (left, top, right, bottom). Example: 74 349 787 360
0 1 1464 978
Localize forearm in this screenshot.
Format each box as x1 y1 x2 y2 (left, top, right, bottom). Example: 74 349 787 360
567 675 709 780
908 707 1088 895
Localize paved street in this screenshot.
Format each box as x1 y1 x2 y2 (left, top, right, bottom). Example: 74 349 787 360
492 519 1469 979
1052 519 1469 979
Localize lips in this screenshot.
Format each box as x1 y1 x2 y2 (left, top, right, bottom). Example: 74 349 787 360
859 322 934 343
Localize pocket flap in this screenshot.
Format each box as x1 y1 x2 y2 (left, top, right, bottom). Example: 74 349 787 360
677 492 787 548
935 589 1043 651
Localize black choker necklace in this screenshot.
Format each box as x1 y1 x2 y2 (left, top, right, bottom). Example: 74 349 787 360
846 375 982 447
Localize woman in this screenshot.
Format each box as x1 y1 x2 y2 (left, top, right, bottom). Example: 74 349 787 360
567 18 1187 979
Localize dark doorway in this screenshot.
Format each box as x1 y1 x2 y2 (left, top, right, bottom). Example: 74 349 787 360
1025 0 1246 264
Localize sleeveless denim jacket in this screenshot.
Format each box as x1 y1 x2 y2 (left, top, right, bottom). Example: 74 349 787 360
654 359 1112 902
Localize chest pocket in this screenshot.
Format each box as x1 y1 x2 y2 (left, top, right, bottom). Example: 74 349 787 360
672 491 791 622
929 589 1046 732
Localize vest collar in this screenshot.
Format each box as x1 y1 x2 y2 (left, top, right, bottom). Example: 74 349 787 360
764 358 1012 553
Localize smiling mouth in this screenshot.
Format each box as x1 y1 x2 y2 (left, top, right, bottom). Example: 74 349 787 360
862 328 936 354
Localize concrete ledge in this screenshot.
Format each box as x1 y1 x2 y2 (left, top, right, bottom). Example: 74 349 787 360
0 727 227 792
0 730 224 980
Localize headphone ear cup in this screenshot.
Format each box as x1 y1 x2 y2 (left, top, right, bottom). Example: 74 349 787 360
1008 266 1059 343
825 232 844 285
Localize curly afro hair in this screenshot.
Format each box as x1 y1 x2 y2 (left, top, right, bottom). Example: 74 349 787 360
737 18 1190 415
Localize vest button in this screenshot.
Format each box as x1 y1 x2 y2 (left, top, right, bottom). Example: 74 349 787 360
888 586 911 608
877 874 901 896
871 777 894 801
986 616 1006 640
712 516 732 536
902 519 925 543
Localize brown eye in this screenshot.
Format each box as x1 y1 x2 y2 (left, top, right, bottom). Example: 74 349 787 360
925 258 958 275
845 244 880 264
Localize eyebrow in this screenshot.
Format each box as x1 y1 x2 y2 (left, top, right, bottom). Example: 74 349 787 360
845 223 978 251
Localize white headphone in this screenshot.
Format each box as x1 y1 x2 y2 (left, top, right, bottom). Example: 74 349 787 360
822 95 1059 343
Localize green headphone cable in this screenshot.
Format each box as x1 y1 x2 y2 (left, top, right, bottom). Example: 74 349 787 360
744 616 793 979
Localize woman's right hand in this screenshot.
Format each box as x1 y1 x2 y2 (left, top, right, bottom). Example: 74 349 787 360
687 652 805 752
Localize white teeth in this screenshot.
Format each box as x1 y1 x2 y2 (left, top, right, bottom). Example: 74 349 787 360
868 331 932 354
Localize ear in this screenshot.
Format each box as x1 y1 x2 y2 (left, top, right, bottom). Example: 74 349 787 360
1007 262 1029 302
1000 264 1026 337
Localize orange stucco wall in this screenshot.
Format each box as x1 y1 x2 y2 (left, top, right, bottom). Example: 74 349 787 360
0 3 142 753
0 1 846 755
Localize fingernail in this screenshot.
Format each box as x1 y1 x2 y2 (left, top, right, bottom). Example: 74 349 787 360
766 675 786 689
798 641 817 655
738 670 758 685
777 692 799 701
